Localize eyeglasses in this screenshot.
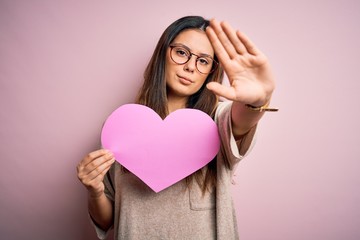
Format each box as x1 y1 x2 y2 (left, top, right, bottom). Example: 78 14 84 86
169 44 218 74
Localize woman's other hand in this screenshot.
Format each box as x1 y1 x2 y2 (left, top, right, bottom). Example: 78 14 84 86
77 149 115 198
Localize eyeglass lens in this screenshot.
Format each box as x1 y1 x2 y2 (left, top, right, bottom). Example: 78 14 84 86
170 46 215 74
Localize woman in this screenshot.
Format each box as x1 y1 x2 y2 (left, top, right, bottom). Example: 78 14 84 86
77 15 276 239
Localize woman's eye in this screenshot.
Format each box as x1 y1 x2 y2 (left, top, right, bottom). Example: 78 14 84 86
198 58 210 65
176 48 188 57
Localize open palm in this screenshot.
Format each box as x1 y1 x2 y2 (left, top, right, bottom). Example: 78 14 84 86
206 19 275 106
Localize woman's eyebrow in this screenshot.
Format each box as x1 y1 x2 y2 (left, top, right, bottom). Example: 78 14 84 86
171 42 213 58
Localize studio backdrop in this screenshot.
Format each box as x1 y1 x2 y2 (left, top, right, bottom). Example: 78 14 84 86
1 0 359 239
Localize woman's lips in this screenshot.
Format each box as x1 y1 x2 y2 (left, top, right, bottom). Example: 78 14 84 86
178 75 193 85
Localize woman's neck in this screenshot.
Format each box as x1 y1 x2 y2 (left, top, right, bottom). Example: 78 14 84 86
167 94 188 114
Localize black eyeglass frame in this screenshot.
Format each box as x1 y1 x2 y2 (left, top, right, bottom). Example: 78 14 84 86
169 44 218 74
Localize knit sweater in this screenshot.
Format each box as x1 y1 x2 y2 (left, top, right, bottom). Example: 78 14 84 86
91 101 257 240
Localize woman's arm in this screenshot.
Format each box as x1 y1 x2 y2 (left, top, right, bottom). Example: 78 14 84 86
77 149 115 230
231 102 265 139
206 19 276 138
88 191 114 231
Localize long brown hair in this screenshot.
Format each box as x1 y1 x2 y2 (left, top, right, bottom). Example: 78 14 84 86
135 16 224 193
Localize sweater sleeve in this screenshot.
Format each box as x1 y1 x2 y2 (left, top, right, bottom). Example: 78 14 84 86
215 101 257 170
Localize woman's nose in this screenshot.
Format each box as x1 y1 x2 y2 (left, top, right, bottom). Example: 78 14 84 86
183 55 197 72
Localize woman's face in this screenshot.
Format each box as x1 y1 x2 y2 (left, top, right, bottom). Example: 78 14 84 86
165 29 214 99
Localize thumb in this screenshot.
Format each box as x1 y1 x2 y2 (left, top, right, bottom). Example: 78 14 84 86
206 82 236 100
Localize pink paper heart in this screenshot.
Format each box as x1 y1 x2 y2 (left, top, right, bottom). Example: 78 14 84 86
101 104 220 193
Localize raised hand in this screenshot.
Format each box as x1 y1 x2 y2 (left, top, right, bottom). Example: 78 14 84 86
206 19 275 106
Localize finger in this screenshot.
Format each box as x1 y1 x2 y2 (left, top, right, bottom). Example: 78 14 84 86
221 21 247 54
87 159 114 184
82 164 111 192
78 151 114 177
206 21 231 61
206 82 237 100
81 149 110 166
85 157 115 182
80 162 112 189
84 164 113 194
236 30 261 56
85 151 113 167
83 152 114 176
207 19 238 59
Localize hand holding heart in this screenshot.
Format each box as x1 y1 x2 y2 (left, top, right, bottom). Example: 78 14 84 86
206 19 275 106
77 149 115 198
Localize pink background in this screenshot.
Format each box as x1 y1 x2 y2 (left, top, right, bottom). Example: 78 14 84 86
1 0 359 239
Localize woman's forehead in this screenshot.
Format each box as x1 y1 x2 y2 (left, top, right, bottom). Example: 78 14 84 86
172 29 214 56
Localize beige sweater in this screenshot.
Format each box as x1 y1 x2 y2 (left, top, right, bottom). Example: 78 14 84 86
92 101 257 240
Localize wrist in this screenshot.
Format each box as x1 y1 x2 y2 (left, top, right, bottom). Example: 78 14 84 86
88 190 105 200
245 99 278 112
